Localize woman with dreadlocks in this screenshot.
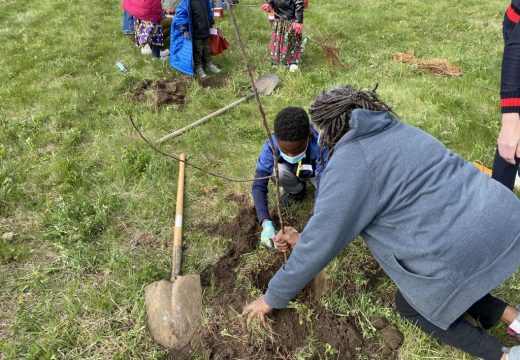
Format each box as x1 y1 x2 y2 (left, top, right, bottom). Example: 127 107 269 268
244 85 520 360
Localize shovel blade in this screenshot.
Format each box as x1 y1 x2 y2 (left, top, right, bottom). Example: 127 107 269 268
254 73 279 95
145 275 202 349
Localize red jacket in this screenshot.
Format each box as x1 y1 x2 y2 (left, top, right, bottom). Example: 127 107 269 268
122 0 163 22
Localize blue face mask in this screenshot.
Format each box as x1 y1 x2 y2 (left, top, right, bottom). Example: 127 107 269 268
280 140 308 164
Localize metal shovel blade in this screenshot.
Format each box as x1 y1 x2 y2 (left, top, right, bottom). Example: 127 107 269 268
254 73 279 95
145 275 202 349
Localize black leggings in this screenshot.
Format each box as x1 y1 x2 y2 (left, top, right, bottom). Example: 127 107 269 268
151 45 160 58
395 290 507 360
492 148 519 191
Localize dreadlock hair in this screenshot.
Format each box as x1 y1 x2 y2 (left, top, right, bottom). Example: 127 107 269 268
310 85 394 154
274 107 310 141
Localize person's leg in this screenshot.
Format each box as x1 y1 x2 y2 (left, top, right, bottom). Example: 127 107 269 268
278 163 305 194
395 290 505 360
203 38 221 73
306 176 317 189
150 44 160 58
492 148 519 190
122 9 134 35
467 294 509 329
193 39 206 77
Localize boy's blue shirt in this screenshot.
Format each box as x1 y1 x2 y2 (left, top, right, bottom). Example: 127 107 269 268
252 126 329 223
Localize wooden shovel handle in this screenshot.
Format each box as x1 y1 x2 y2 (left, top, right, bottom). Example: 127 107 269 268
172 153 186 279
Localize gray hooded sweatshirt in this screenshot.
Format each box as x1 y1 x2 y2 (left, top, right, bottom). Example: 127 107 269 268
264 109 520 330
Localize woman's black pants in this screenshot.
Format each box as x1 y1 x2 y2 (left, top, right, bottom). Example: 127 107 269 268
395 290 507 360
492 148 520 191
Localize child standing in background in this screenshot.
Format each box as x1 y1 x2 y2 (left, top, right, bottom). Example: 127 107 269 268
122 0 170 58
261 0 305 72
170 0 221 78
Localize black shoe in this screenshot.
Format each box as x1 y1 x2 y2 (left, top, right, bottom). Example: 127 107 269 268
280 184 306 207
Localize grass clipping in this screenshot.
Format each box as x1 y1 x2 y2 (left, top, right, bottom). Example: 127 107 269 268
393 52 463 76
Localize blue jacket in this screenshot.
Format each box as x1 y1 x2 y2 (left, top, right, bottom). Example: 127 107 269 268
252 126 329 223
264 109 520 330
170 0 213 76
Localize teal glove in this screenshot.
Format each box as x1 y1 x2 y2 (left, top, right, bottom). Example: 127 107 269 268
260 220 276 249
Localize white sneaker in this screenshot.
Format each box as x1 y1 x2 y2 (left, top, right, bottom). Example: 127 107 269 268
160 49 170 58
206 63 221 73
141 44 152 55
289 64 299 72
195 67 207 78
515 172 520 190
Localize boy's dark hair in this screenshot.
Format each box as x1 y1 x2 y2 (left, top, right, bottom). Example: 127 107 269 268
274 107 310 141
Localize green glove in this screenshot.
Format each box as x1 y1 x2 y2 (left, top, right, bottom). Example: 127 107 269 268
260 220 275 249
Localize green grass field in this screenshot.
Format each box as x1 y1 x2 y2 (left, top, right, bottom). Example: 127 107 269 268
1 0 518 358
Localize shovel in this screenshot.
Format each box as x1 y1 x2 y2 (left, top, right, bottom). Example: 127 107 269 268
145 153 202 349
156 73 280 143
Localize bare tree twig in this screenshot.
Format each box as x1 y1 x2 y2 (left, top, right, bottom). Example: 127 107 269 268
129 116 273 183
228 4 285 241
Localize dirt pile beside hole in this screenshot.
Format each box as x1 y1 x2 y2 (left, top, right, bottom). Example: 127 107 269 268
170 194 402 359
198 76 229 89
200 197 258 290
131 78 187 107
393 52 463 76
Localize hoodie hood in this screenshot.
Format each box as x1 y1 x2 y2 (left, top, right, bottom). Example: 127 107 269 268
335 109 397 147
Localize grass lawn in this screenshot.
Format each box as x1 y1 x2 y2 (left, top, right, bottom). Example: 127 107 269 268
0 0 518 359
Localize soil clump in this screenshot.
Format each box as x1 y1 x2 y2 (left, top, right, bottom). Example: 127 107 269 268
170 194 402 359
131 78 187 108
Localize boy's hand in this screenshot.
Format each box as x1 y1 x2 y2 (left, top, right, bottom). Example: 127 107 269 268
292 22 303 34
261 3 273 13
273 226 300 252
243 295 273 328
260 220 276 248
183 31 190 40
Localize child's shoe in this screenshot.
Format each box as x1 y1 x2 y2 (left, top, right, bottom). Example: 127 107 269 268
195 67 207 78
206 63 221 74
141 44 152 55
289 64 299 72
159 49 170 58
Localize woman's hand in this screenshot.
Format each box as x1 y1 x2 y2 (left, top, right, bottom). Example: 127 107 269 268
242 295 273 327
273 226 300 252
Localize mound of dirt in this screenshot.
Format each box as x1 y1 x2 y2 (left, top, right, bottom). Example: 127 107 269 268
131 78 187 107
393 52 463 76
198 76 229 89
170 194 402 360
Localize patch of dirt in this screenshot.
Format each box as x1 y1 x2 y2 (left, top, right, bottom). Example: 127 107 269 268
169 194 402 359
393 52 463 76
131 78 187 108
198 76 229 89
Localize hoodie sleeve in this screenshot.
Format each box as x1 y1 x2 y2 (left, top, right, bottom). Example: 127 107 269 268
501 6 520 113
264 141 378 308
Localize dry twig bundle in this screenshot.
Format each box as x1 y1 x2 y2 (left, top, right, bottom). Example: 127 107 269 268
309 29 348 68
393 52 463 76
